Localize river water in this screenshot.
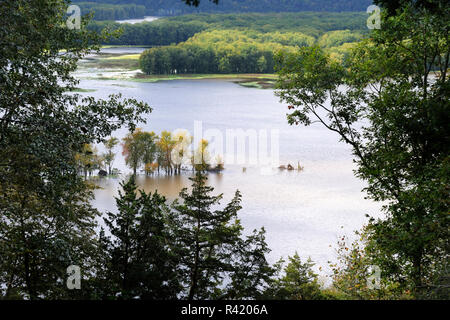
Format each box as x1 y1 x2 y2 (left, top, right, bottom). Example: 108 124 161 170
76 48 382 277
116 16 160 24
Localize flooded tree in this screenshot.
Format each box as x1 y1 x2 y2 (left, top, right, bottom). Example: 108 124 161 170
103 137 119 175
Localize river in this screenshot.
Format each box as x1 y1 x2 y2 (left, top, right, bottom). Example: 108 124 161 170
116 16 160 24
76 47 382 278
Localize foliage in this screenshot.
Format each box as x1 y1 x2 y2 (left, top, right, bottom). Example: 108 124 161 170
224 228 274 299
75 143 103 179
170 172 274 299
87 12 368 46
373 0 448 16
157 131 177 175
275 3 449 297
122 129 158 175
192 139 211 172
318 30 363 48
103 137 119 175
139 29 309 74
77 2 146 20
100 177 181 299
0 0 151 299
136 13 368 74
87 19 208 46
265 253 324 300
83 172 274 300
165 12 368 35
171 129 193 174
329 232 413 300
85 11 369 74
121 129 224 175
72 0 372 17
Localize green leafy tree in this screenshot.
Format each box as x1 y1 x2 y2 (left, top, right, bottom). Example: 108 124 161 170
157 131 176 175
192 139 211 172
257 56 267 73
265 253 323 300
140 132 158 176
0 0 151 299
275 3 449 297
75 143 103 179
171 129 193 175
103 137 119 175
224 228 274 300
122 129 157 175
329 231 413 300
122 130 143 175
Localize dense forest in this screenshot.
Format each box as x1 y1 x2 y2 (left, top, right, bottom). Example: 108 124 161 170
163 11 368 34
86 12 367 74
139 29 343 74
87 19 208 45
87 12 368 46
136 15 364 74
76 2 146 20
1 0 448 302
74 0 373 19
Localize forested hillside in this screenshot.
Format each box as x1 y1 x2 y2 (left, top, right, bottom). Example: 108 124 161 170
87 12 368 46
73 0 373 18
84 11 367 75
2 0 448 303
76 2 146 20
126 12 366 74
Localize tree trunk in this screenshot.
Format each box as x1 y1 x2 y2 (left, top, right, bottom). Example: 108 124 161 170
188 218 201 300
412 253 423 294
24 250 36 300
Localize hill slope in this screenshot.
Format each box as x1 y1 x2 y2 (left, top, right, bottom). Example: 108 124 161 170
73 0 373 17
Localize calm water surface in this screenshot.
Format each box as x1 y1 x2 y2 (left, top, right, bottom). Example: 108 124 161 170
78 55 381 275
116 16 160 24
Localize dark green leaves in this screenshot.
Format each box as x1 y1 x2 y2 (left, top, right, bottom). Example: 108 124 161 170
0 0 151 299
275 3 449 296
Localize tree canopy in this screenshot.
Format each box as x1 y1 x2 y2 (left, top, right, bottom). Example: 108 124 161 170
73 0 373 18
275 2 449 297
139 28 364 75
0 0 151 299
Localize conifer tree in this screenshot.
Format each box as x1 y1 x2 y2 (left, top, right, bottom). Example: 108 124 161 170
102 177 180 299
265 253 323 300
170 172 273 300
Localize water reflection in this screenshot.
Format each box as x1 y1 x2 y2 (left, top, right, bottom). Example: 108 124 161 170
83 77 382 275
116 16 160 24
136 172 191 199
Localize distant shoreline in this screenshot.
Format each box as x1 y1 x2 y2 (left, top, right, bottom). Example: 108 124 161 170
78 46 278 88
131 73 277 89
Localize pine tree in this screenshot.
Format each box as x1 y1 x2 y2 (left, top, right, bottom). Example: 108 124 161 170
102 177 180 299
266 253 323 300
170 172 273 299
225 228 274 299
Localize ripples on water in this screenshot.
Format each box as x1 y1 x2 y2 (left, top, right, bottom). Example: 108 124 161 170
79 62 381 276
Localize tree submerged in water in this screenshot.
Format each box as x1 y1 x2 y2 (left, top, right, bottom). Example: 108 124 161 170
121 129 225 176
